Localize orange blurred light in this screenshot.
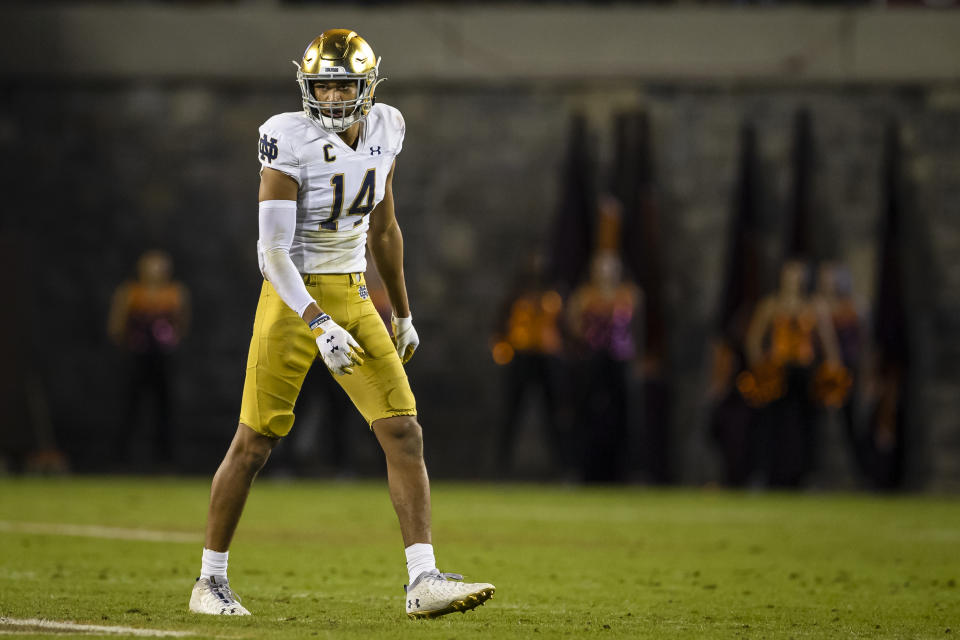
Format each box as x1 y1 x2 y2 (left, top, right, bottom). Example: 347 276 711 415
541 290 563 314
492 341 515 365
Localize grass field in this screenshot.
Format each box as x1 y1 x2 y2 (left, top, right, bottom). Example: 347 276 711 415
0 477 958 639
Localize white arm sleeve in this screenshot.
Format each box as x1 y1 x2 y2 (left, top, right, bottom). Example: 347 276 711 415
258 199 315 317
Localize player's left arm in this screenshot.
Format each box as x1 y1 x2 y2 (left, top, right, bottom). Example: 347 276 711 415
367 160 418 364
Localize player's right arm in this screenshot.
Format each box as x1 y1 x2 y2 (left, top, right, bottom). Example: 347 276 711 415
257 167 364 375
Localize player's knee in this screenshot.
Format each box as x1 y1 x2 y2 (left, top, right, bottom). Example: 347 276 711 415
230 425 276 473
377 416 423 458
236 445 271 474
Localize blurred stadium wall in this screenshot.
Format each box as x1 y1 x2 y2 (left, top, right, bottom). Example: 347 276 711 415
2 5 959 488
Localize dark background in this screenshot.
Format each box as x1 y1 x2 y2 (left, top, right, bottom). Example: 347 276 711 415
1 2 959 488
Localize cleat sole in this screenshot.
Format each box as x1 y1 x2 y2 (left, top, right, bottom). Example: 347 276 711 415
407 587 496 619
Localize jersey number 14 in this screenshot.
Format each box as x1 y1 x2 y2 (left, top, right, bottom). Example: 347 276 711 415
321 168 376 231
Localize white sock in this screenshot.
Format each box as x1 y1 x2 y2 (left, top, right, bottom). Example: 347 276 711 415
200 548 228 579
405 543 437 584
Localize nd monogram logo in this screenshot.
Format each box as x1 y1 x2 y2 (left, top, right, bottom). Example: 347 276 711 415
259 134 279 163
370 146 382 155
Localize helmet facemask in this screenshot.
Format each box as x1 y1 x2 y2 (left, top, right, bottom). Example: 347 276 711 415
296 60 383 133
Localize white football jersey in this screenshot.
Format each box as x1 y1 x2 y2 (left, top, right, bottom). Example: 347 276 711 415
257 103 405 274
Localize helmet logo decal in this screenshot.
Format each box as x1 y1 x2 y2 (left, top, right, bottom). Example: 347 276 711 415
259 134 279 163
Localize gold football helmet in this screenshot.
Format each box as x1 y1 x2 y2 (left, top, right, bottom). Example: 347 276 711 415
295 29 385 132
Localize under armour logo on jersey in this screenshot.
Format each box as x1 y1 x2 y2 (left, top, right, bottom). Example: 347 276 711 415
358 284 369 300
370 146 382 155
259 134 279 163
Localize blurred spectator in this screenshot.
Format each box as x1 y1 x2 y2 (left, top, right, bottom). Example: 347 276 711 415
491 253 568 476
567 250 642 483
815 261 865 477
108 250 190 468
862 350 907 489
0 234 67 474
707 121 764 487
741 259 843 487
859 120 911 491
708 332 759 486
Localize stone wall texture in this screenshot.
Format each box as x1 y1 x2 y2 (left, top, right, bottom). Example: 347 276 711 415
1 80 958 487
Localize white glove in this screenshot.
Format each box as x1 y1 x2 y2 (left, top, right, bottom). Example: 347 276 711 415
310 313 364 376
391 313 419 365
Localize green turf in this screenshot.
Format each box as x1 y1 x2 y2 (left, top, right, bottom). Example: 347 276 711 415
0 477 958 639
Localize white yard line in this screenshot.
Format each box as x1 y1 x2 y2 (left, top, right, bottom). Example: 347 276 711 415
0 521 199 544
0 617 194 637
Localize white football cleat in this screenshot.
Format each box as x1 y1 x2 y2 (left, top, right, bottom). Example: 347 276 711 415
405 570 495 619
189 576 251 616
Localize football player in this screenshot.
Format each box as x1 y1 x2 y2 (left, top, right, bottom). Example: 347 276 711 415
188 29 495 619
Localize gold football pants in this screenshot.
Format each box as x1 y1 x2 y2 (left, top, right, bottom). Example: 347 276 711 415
239 273 417 438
